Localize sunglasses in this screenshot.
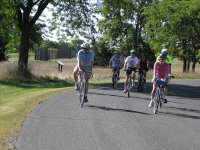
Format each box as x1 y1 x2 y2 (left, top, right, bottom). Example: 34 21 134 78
160 58 165 61
116 53 120 55
83 48 89 51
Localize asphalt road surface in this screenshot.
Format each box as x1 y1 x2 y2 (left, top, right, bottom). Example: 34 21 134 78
12 80 200 150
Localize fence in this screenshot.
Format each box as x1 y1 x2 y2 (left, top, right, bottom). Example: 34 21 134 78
35 48 78 61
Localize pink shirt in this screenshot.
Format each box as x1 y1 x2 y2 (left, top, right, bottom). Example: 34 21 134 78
154 62 169 78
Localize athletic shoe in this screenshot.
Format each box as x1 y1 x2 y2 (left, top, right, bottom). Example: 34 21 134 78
163 99 167 103
149 100 154 108
132 81 135 87
110 83 114 86
84 96 89 103
123 88 127 93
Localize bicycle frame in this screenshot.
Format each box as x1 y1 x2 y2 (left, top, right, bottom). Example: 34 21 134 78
112 67 121 89
124 68 138 98
153 78 167 114
138 70 145 92
77 71 86 107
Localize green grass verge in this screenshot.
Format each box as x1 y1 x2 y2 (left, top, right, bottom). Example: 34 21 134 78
0 78 75 149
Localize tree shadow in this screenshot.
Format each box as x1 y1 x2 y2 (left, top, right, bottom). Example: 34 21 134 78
90 81 200 100
86 105 151 115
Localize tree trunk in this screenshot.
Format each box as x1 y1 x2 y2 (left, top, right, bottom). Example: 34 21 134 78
192 59 196 72
18 19 30 74
187 61 190 72
183 58 187 73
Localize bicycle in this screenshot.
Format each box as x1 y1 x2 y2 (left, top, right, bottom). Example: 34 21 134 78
112 67 121 89
77 71 92 107
153 78 167 114
123 67 138 98
137 69 148 92
160 75 175 100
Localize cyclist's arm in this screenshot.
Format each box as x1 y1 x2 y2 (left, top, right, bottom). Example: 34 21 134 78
147 60 149 69
136 64 139 69
78 60 82 71
90 61 94 71
109 61 112 68
124 62 128 69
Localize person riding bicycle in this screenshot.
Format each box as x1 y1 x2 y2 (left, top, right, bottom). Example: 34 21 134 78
73 42 94 103
109 51 123 86
149 53 169 107
156 49 172 100
138 53 149 83
123 49 138 93
156 49 172 74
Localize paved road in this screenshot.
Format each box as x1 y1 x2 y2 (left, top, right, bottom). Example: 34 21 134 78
12 80 200 150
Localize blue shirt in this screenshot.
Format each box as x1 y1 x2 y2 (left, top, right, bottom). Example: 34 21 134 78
77 50 94 67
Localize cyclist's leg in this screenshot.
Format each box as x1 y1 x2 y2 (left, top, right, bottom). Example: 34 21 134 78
151 82 157 99
143 70 147 78
132 71 135 86
149 82 156 107
73 64 79 83
163 84 168 103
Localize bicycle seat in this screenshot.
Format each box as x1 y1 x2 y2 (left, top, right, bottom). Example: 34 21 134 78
156 78 167 88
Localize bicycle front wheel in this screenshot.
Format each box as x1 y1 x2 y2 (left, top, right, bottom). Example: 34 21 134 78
153 90 160 114
128 78 131 98
79 83 85 107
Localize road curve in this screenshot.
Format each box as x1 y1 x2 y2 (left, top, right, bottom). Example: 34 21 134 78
12 80 200 150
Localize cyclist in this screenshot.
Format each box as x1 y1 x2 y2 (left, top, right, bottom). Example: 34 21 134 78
138 53 149 83
156 49 172 99
109 51 123 86
123 49 138 93
149 53 169 107
156 49 172 74
73 42 94 102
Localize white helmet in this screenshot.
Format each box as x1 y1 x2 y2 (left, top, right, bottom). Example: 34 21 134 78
81 43 90 49
161 49 168 54
130 49 136 53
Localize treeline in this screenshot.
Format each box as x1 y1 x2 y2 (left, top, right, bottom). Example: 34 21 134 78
91 0 200 72
35 39 84 52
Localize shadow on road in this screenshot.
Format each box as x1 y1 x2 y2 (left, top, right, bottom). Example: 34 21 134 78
91 81 200 100
86 105 151 115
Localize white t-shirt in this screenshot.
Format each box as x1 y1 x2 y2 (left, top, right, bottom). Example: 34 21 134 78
125 56 138 68
110 55 123 67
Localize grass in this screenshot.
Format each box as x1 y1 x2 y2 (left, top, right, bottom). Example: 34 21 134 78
0 54 200 149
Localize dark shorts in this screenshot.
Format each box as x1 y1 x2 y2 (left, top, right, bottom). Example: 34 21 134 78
112 67 121 73
125 67 137 76
139 68 149 74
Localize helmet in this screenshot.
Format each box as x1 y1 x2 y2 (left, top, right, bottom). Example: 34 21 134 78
161 49 168 54
159 53 167 59
141 53 146 56
81 43 90 49
115 51 120 54
130 49 136 53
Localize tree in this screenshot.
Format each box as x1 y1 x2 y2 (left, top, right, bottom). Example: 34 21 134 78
144 0 200 72
96 0 155 64
1 0 96 75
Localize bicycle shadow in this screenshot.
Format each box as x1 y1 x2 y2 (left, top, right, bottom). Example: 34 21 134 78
86 105 151 115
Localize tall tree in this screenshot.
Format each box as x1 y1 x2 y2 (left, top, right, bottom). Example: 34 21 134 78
1 0 95 75
144 0 200 72
96 0 154 61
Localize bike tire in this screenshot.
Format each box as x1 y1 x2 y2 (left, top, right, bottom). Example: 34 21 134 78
128 78 131 98
114 75 117 89
80 83 85 107
154 91 159 114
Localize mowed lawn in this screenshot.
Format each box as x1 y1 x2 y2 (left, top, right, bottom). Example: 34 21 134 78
0 53 200 149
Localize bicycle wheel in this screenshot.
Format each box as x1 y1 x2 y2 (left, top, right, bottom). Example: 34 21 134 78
128 77 131 98
153 90 159 114
79 83 85 107
115 75 117 89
